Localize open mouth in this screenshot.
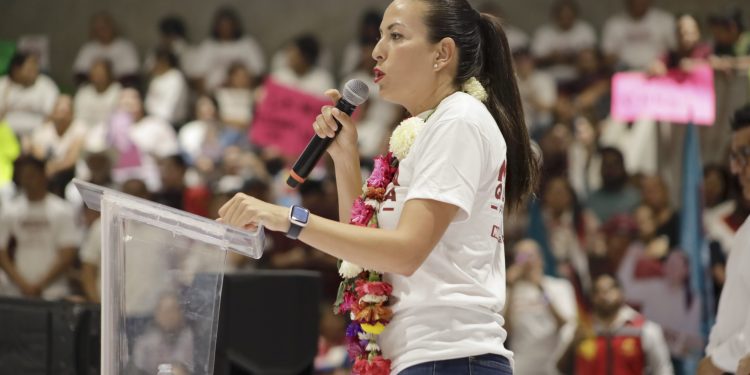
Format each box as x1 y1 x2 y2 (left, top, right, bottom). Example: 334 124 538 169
373 68 385 83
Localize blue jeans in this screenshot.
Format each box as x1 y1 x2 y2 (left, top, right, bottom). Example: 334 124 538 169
399 354 513 375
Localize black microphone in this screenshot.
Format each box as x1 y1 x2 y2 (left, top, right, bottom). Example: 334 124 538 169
286 79 369 188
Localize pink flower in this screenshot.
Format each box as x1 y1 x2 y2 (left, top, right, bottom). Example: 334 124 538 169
355 281 393 297
350 198 375 226
353 356 391 375
338 291 358 314
366 153 397 189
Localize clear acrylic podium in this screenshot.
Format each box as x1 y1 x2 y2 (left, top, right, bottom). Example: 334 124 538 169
75 179 265 375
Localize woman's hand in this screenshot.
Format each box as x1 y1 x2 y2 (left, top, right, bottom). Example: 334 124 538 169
218 193 289 233
313 89 359 161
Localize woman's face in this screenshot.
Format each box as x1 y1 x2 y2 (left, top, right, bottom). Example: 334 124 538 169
13 56 39 85
89 61 112 87
372 0 441 111
216 17 237 40
196 97 217 121
677 15 701 51
227 65 252 88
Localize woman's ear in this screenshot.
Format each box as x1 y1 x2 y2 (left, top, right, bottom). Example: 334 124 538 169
434 37 457 70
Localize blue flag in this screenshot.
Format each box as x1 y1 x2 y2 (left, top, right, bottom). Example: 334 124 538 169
679 123 713 337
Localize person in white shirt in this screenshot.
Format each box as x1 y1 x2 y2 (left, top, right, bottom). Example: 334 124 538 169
699 104 750 374
74 59 122 129
0 156 79 300
215 63 254 131
0 52 59 137
143 16 198 78
271 34 335 97
73 12 140 86
601 0 676 71
145 49 188 125
108 88 179 191
29 95 87 197
192 7 265 93
531 0 597 83
218 1 539 373
514 48 557 137
505 239 577 375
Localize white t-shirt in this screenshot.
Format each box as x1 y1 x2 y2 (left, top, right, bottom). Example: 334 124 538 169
0 75 59 136
531 21 597 81
74 82 122 128
215 88 253 125
377 92 512 373
706 216 750 372
271 66 335 97
145 68 188 124
508 277 577 375
193 37 266 91
601 8 676 70
0 194 80 300
599 117 659 176
31 120 87 173
73 38 140 78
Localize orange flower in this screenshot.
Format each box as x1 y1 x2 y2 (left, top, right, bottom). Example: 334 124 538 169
354 303 393 324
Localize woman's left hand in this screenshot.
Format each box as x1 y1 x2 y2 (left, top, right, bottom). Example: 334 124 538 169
217 193 289 233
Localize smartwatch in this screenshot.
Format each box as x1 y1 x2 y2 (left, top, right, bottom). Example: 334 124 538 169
286 205 310 239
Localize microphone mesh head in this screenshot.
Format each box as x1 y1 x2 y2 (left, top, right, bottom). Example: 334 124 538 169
342 79 369 106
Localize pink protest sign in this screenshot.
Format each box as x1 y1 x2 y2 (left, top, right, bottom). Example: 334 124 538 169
249 78 330 156
611 64 715 125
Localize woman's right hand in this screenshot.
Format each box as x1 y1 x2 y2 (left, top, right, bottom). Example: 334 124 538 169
313 89 359 161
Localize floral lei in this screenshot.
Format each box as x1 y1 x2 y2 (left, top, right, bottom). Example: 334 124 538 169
333 77 487 375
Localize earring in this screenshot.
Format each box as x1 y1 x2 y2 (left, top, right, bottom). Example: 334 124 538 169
433 63 438 68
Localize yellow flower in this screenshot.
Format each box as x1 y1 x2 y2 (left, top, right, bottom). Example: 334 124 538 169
361 322 386 335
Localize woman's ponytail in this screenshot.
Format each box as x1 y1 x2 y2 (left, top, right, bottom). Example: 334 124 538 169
477 13 538 211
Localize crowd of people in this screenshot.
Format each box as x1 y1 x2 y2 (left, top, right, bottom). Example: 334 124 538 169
0 0 749 374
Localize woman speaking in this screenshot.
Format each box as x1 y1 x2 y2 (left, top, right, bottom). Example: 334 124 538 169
218 0 538 373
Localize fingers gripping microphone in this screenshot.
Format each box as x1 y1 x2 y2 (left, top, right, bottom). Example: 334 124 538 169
286 79 369 188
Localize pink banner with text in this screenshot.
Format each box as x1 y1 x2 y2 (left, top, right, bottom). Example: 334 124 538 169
249 78 330 157
611 64 715 125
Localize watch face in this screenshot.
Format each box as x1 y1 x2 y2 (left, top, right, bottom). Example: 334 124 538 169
291 206 309 224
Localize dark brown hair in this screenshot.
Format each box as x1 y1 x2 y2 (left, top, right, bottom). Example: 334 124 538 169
421 0 538 211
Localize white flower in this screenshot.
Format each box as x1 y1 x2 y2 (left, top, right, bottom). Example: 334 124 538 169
358 332 375 341
366 342 381 352
389 116 426 160
462 77 488 102
360 294 388 304
338 261 364 279
364 199 380 210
